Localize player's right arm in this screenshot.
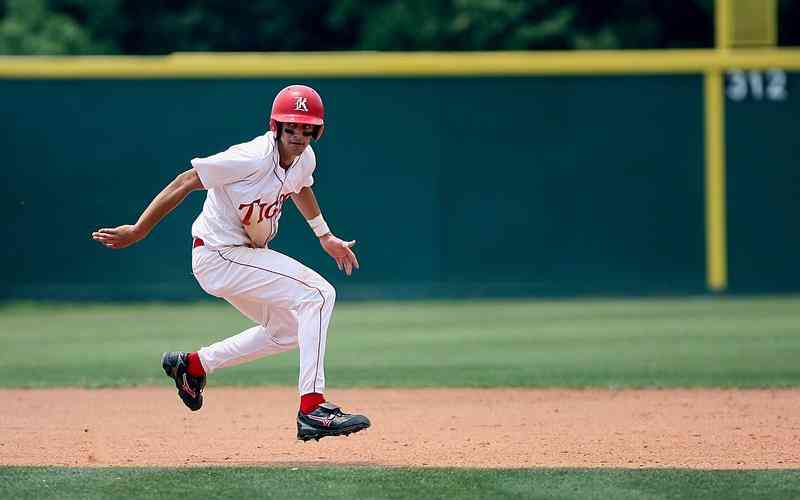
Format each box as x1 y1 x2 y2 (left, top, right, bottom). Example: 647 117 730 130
92 168 204 249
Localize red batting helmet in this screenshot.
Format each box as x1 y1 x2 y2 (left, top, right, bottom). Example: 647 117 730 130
269 85 325 140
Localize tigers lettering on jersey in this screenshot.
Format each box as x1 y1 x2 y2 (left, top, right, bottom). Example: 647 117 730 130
190 131 315 249
239 193 291 226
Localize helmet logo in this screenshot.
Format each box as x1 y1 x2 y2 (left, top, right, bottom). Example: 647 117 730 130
294 97 308 112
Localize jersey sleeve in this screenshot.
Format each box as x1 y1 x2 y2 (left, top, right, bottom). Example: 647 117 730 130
191 146 261 190
292 146 316 193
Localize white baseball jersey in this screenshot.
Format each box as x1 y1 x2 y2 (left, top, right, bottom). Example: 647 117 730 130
189 131 332 396
190 131 316 248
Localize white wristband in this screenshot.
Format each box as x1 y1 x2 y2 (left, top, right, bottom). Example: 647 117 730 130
307 214 330 237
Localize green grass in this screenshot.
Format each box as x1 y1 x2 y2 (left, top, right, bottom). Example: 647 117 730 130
1 296 799 388
1 467 798 500
2 300 799 499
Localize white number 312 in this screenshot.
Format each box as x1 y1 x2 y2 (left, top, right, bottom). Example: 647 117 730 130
726 69 788 102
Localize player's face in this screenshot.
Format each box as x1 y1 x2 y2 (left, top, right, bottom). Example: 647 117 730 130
281 122 314 155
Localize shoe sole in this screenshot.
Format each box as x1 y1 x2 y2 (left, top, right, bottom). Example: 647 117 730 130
297 422 370 442
161 352 203 412
161 352 175 379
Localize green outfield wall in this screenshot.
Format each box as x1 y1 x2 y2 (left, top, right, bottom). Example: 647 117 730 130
0 73 795 300
725 70 800 293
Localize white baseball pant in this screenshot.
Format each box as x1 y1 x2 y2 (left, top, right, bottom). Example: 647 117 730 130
190 244 335 395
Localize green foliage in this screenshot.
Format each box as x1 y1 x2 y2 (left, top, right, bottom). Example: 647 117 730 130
333 0 713 50
0 0 722 55
48 0 122 53
0 0 92 54
1 297 799 388
0 0 794 54
1 467 799 500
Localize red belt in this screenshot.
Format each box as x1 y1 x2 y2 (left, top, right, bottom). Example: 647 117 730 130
193 238 205 248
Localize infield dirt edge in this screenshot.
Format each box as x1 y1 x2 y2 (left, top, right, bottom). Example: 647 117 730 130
2 387 797 469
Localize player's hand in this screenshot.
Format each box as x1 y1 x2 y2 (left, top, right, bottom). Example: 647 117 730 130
319 234 359 276
91 224 145 249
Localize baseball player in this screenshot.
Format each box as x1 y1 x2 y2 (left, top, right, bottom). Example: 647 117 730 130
92 85 370 441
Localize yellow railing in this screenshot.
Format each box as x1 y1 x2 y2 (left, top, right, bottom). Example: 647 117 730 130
0 49 798 78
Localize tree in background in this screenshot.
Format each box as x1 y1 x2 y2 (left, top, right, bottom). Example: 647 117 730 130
0 0 796 55
335 0 712 50
40 0 355 54
780 0 800 46
0 0 93 54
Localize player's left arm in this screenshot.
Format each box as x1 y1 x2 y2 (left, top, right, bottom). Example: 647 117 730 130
291 186 359 276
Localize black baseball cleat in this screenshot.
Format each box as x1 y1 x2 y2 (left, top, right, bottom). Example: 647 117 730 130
297 402 371 441
161 351 206 411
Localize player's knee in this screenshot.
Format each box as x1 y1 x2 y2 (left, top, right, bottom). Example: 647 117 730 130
321 281 336 306
291 280 335 310
311 281 335 308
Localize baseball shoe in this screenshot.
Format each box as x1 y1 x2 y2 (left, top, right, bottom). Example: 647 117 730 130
297 402 370 441
161 351 206 411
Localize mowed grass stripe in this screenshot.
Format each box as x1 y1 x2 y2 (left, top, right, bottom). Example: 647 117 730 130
1 297 799 388
1 467 799 500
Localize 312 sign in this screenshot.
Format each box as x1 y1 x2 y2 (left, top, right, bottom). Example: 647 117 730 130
726 69 788 102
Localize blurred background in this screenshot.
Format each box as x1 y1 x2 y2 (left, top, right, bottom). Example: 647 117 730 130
2 8 800 495
0 0 798 302
0 0 799 54
0 0 797 424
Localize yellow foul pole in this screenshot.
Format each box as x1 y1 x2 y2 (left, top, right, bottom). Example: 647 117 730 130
705 0 729 291
704 70 727 291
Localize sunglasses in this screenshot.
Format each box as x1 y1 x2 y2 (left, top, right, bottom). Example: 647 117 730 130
283 126 316 137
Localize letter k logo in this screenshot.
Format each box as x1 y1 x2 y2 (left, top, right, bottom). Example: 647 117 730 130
294 97 309 112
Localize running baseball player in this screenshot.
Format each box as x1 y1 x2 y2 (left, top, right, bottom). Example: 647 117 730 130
92 85 370 441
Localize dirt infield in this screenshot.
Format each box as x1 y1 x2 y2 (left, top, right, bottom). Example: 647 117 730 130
1 388 798 469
